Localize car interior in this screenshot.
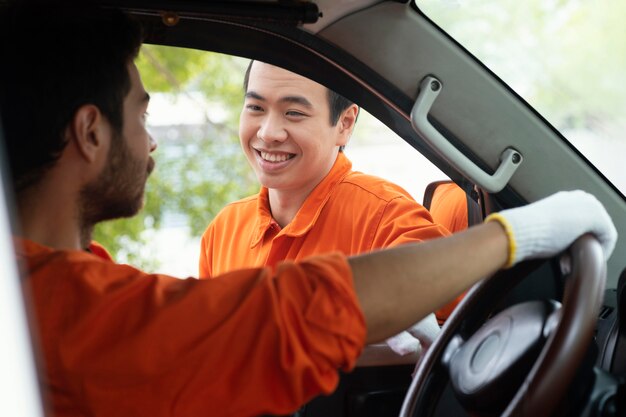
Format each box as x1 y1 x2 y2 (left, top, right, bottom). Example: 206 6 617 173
1 1 625 416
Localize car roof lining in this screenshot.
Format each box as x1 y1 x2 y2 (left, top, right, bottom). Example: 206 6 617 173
99 0 322 25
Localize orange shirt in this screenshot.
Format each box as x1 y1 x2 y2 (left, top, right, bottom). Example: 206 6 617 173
429 182 469 233
87 241 114 261
200 153 449 277
16 238 365 417
428 182 471 323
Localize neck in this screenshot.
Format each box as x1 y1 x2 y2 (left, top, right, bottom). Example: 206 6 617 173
268 188 310 228
16 180 87 251
267 152 341 228
80 224 95 249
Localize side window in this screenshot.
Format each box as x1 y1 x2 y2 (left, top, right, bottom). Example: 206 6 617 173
350 110 448 202
93 46 451 276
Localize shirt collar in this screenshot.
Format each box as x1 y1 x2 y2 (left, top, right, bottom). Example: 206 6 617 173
250 153 352 247
13 237 110 260
250 188 275 247
13 237 52 257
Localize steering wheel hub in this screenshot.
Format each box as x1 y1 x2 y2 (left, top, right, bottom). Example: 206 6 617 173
447 301 560 413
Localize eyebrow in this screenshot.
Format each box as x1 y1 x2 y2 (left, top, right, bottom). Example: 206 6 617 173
245 90 312 108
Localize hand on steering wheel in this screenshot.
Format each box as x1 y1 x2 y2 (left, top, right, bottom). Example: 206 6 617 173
400 235 606 417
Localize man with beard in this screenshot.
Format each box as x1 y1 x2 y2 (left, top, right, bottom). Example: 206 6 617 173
0 3 617 417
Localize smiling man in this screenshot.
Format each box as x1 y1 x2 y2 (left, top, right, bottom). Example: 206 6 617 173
199 61 451 356
239 62 358 227
200 61 448 276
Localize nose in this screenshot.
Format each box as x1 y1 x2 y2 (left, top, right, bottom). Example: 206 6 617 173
257 112 288 143
148 132 158 152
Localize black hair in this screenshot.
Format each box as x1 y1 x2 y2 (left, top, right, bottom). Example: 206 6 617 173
0 3 143 192
243 60 355 127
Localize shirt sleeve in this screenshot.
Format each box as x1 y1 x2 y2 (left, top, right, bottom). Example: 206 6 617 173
27 251 365 417
429 183 469 233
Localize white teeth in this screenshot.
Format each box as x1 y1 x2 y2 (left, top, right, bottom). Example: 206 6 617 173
260 151 292 162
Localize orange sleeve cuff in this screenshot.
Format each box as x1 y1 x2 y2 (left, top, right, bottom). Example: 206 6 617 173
277 252 367 374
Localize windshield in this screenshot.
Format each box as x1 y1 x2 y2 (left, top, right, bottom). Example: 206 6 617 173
416 0 626 195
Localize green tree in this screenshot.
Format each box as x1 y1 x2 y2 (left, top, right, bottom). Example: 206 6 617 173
93 46 256 270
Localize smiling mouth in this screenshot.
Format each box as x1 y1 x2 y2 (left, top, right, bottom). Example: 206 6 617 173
258 150 295 163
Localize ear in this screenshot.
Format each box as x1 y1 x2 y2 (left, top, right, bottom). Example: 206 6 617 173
336 104 359 147
67 104 109 163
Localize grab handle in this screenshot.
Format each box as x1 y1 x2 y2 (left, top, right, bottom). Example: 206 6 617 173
410 75 522 193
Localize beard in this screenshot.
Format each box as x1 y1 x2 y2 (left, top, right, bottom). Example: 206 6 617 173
79 132 155 237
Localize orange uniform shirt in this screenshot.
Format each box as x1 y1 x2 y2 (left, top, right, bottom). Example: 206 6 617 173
17 238 366 417
429 182 469 233
428 182 471 323
87 241 114 261
199 153 449 277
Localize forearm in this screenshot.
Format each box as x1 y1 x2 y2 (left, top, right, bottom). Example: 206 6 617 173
350 221 508 344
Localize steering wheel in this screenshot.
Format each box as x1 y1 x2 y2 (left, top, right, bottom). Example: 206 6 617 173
399 235 606 416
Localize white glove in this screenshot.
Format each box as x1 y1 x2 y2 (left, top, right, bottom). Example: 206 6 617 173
406 312 441 349
386 313 440 356
486 190 617 267
386 331 421 356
